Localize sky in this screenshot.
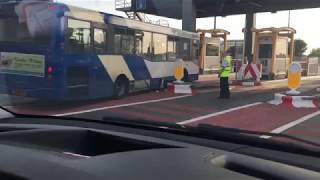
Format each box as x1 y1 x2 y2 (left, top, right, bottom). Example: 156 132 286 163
57 0 320 53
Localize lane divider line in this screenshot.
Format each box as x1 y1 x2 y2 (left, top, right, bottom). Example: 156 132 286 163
261 110 320 139
54 95 192 117
177 102 263 125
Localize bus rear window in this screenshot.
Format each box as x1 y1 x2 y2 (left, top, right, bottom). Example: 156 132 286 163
0 2 55 46
0 17 52 46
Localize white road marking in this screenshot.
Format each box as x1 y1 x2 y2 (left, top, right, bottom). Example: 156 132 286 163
261 110 320 139
177 102 263 125
54 95 192 117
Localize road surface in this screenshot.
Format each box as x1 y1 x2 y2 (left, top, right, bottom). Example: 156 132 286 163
3 76 320 147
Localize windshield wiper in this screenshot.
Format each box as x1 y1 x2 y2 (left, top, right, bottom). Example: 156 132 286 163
197 123 320 150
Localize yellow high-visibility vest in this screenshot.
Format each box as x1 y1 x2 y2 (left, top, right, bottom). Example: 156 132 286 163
220 55 232 78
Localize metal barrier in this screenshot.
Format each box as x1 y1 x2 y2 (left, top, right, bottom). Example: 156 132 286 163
115 0 169 27
308 57 320 76
232 59 243 73
115 0 132 10
294 57 320 76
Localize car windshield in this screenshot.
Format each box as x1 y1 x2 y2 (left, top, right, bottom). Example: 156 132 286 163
1 0 320 150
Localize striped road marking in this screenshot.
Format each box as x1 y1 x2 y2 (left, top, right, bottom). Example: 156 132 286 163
261 110 320 139
54 95 192 117
177 102 263 125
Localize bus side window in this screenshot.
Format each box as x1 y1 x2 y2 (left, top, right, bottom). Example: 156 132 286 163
94 28 107 54
114 28 125 54
65 19 92 54
167 36 177 61
177 38 191 61
152 33 167 61
114 28 134 55
192 40 200 61
135 30 143 55
121 29 135 54
142 31 152 60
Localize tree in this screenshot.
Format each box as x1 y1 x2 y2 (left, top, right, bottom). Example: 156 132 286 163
309 48 320 58
294 39 308 57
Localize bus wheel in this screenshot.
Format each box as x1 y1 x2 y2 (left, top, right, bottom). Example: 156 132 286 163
114 77 129 98
183 69 190 82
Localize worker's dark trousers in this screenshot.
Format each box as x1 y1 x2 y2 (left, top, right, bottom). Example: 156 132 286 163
220 77 230 98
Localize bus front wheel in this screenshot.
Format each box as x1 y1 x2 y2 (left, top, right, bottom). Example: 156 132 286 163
114 77 129 98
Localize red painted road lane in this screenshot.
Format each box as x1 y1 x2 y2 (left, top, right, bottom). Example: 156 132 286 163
5 91 180 116
107 108 177 123
100 101 217 123
130 104 198 117
155 102 214 114
187 103 318 132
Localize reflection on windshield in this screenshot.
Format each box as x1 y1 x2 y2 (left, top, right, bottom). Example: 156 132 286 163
0 0 320 150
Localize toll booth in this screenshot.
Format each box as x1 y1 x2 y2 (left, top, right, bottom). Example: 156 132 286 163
252 27 296 80
197 29 230 74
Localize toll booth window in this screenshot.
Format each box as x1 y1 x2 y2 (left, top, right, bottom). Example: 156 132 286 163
178 38 191 61
259 44 272 58
65 19 92 53
167 36 177 61
276 40 288 58
114 28 135 55
206 44 219 56
94 28 107 54
153 33 167 61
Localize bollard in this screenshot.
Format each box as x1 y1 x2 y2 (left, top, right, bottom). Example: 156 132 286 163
174 59 184 83
287 63 302 95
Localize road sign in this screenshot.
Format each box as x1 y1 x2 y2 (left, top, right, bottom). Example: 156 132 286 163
136 0 146 10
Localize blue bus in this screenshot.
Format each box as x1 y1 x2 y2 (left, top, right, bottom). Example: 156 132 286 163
0 2 200 100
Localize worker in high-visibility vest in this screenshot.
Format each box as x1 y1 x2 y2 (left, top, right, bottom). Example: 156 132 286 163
219 50 233 99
